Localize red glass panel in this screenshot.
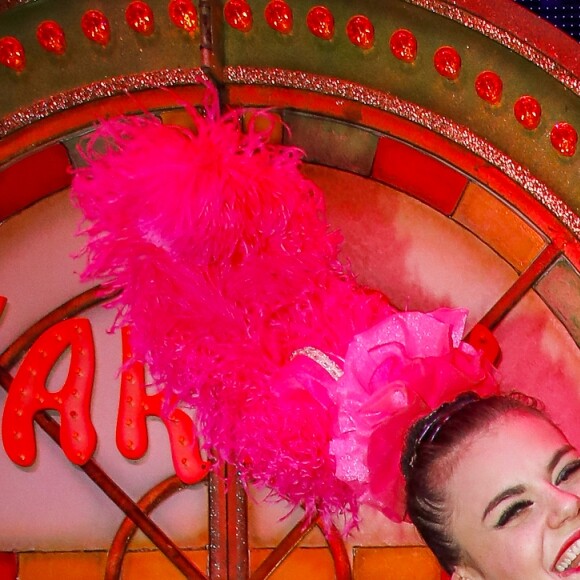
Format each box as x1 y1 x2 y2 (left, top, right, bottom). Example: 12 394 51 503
372 136 468 214
0 553 17 580
0 143 72 222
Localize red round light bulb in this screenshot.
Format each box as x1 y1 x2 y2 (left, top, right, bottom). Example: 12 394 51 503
36 21 66 55
475 71 503 105
346 15 374 50
514 96 542 130
265 0 293 34
126 1 155 36
434 46 461 80
550 122 577 157
224 0 253 32
307 6 335 40
0 36 25 71
81 10 111 46
168 0 198 33
390 29 417 63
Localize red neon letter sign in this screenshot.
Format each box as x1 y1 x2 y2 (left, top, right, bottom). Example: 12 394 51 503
117 327 207 483
2 318 97 466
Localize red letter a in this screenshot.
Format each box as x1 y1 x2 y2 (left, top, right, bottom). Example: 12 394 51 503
2 318 96 466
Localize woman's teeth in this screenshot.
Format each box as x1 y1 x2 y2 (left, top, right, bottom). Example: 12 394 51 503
556 539 580 572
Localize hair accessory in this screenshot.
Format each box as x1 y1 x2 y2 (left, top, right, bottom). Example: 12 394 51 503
407 391 481 469
71 86 499 529
326 310 498 522
291 347 344 380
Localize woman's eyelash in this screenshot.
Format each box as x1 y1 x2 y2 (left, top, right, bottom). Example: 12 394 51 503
492 461 580 529
495 500 533 528
556 460 580 485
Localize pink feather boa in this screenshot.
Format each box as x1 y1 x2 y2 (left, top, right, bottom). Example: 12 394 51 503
72 89 497 528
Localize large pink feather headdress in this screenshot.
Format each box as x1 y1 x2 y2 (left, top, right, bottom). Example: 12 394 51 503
72 87 498 528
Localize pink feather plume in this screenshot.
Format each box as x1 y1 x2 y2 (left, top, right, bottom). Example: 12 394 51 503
72 87 497 528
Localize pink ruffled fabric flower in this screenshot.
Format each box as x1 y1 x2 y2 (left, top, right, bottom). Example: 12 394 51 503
327 308 498 521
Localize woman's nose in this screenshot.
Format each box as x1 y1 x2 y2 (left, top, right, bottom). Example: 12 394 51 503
547 486 580 529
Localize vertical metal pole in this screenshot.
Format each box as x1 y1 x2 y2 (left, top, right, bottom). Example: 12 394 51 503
227 467 249 579
208 466 229 579
200 2 225 568
208 464 249 579
199 0 224 84
199 4 247 574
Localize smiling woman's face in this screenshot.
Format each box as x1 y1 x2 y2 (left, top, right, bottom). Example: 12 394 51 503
447 412 580 580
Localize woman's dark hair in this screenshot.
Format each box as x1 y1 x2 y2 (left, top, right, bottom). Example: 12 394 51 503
401 391 545 574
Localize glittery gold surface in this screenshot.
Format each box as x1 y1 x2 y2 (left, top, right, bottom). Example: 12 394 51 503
0 0 30 12
0 68 207 138
407 0 579 95
225 65 580 237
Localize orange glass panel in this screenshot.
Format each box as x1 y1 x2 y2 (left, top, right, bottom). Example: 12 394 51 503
242 110 284 144
353 546 441 580
159 109 197 130
453 182 547 273
122 549 207 579
19 550 208 580
251 548 335 579
19 552 107 580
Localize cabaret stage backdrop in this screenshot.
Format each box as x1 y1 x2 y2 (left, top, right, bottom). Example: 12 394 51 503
0 0 579 578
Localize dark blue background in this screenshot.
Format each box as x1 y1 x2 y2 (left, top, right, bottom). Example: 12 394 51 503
514 0 580 40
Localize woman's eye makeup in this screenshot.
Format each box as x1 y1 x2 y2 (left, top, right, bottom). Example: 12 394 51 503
556 459 580 485
488 452 580 528
494 500 533 528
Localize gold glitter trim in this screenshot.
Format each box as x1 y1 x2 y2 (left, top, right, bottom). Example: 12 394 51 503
0 0 31 13
291 347 344 380
407 0 579 95
225 66 580 238
0 68 208 138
